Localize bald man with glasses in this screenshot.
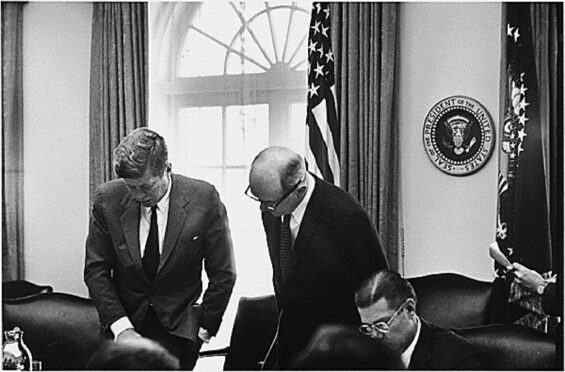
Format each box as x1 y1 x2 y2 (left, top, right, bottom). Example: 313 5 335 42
355 269 484 370
247 146 388 369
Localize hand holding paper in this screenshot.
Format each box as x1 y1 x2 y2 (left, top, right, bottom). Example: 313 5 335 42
488 242 514 272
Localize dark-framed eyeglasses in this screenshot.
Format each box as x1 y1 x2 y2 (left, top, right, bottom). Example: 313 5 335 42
358 299 409 337
244 177 304 212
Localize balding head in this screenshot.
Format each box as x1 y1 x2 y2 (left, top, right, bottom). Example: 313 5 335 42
248 146 307 216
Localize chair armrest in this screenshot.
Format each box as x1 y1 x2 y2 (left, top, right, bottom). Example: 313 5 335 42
199 346 229 358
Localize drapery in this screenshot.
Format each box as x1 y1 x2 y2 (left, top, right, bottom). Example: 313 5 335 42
331 3 402 272
89 2 148 203
2 2 25 281
495 2 562 333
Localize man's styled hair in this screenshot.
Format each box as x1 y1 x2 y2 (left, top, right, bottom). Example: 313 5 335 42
355 269 417 310
113 128 169 179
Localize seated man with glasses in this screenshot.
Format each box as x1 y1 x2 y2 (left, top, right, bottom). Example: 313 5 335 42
247 146 389 369
355 269 484 370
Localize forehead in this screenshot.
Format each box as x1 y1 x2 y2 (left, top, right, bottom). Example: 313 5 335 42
358 297 395 323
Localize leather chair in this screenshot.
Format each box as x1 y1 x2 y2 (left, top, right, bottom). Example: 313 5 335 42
2 280 53 301
2 292 102 370
408 273 495 328
199 294 279 370
454 323 557 370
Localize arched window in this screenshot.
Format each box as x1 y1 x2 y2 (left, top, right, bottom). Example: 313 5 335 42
149 1 312 360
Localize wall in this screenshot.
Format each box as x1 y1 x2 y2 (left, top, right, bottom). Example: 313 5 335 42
398 3 502 281
22 2 92 297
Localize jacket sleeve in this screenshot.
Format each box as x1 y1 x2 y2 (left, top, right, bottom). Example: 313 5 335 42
345 208 390 288
200 186 237 335
84 190 128 332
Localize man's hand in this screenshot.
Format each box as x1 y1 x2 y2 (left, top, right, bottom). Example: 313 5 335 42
512 262 546 293
115 328 142 343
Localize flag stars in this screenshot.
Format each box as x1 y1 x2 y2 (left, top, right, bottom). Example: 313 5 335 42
518 98 530 111
308 82 320 98
507 23 514 36
517 128 527 141
325 49 334 63
315 3 321 14
317 45 324 58
308 40 317 55
518 113 529 126
517 142 525 155
311 21 321 35
323 6 330 19
321 25 329 37
519 84 527 95
513 28 520 42
314 63 325 78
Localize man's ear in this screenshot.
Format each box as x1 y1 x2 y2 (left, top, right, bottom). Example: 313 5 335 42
167 162 172 172
405 298 416 315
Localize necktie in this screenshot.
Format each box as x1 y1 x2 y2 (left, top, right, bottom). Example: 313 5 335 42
279 214 292 282
142 206 159 281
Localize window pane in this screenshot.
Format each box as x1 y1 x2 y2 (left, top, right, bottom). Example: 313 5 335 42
225 104 269 167
177 107 223 167
289 102 307 154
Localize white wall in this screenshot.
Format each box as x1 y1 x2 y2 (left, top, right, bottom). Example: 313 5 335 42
23 2 92 297
398 3 501 281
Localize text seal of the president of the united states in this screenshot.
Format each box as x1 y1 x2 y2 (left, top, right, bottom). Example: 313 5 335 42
423 95 494 176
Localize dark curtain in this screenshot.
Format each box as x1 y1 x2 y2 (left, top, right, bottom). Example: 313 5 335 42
494 3 562 336
2 2 25 281
89 2 148 203
331 3 402 271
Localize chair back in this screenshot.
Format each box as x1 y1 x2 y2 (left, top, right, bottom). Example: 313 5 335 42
408 273 493 328
454 324 556 370
223 295 278 370
2 280 53 301
2 292 101 370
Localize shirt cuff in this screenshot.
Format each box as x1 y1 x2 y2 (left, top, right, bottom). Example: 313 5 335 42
198 327 211 343
110 316 134 341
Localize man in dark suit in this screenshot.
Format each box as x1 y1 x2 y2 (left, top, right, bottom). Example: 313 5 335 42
355 269 483 370
84 128 236 370
247 146 388 369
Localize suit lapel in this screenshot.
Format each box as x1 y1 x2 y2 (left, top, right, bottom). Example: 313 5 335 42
160 174 191 271
286 176 323 281
120 194 143 272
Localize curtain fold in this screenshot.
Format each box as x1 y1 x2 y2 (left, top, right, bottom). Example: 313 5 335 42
530 2 563 279
331 3 402 272
2 2 25 281
89 2 148 203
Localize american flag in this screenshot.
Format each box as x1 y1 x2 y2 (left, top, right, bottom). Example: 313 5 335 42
494 3 554 331
305 2 340 185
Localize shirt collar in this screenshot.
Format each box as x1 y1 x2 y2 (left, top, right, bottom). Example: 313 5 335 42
401 315 421 368
291 172 315 223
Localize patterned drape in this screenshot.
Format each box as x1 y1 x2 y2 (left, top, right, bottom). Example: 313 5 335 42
89 2 148 203
331 3 402 271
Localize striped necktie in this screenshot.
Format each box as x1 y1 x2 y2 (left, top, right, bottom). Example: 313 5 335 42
279 214 292 282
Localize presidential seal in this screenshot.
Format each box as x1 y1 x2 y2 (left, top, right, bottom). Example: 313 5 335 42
423 96 495 176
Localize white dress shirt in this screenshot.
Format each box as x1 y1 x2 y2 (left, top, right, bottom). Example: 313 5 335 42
288 172 315 246
401 315 421 368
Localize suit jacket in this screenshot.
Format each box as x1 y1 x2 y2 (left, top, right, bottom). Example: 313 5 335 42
262 174 388 368
409 318 483 370
84 173 236 342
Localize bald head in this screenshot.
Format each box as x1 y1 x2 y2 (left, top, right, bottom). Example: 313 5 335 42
248 146 307 216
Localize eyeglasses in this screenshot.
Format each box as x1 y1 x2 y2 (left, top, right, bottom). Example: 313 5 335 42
245 177 304 212
358 299 408 337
